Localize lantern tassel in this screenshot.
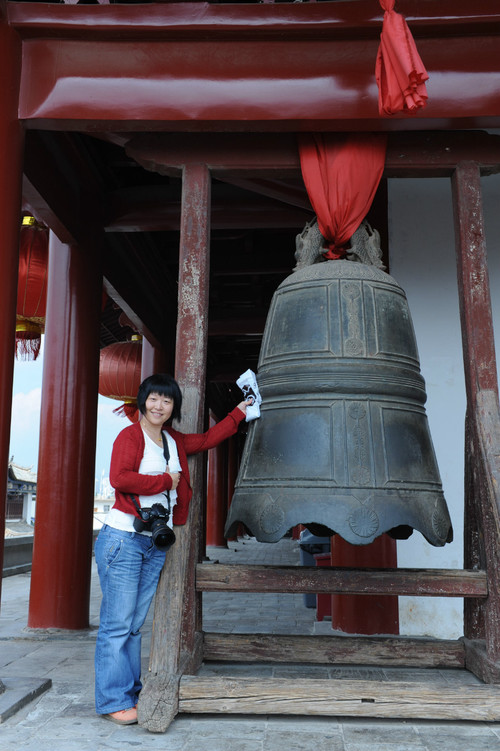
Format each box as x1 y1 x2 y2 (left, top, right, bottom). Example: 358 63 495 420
15 321 43 361
113 401 140 423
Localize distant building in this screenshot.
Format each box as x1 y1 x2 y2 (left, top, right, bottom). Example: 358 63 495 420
94 474 115 530
7 460 37 525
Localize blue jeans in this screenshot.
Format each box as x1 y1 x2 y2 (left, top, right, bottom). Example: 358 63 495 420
94 524 166 714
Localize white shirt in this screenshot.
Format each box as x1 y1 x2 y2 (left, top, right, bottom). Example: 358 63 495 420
105 429 181 533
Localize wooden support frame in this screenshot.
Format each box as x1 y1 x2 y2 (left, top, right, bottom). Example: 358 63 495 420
196 564 488 598
452 163 500 683
135 134 500 731
178 676 500 721
202 633 465 668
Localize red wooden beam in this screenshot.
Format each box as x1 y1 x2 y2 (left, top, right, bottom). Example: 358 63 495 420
9 3 500 132
8 1 500 42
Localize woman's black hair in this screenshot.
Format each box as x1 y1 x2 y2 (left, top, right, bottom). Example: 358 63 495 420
137 373 182 423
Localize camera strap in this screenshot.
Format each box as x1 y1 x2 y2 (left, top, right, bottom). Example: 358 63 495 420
129 430 173 515
130 495 142 515
161 431 170 465
161 431 172 515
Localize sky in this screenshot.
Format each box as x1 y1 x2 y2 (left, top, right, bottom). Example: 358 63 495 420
10 337 124 485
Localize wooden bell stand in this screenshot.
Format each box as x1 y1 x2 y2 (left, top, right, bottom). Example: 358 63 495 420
135 134 500 732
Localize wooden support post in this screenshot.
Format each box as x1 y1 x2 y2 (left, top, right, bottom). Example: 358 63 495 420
0 19 23 607
139 163 211 732
452 162 498 406
451 161 500 680
28 235 102 629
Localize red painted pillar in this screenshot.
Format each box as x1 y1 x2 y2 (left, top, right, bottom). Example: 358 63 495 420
28 234 102 629
331 535 399 635
0 19 23 603
206 413 228 547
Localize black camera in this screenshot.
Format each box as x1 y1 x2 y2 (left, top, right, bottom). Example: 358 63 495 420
132 499 176 550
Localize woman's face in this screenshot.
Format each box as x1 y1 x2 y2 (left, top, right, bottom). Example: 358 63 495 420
143 392 174 427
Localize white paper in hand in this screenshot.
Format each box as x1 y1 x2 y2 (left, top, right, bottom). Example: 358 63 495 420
236 369 262 422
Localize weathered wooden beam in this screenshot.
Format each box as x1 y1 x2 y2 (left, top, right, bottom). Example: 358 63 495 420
452 163 500 674
208 317 267 337
105 184 312 231
203 633 465 668
196 564 488 598
178 675 500 720
464 637 500 684
216 178 312 212
465 392 500 680
127 131 500 180
23 130 103 245
452 162 499 404
138 163 211 734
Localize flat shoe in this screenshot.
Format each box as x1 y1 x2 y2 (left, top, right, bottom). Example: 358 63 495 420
102 707 138 725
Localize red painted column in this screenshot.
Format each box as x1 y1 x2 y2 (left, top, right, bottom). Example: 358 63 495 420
0 19 23 603
206 413 228 548
28 234 102 629
330 535 399 635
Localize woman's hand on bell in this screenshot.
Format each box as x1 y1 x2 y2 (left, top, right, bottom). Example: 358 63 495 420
169 472 181 490
236 398 254 414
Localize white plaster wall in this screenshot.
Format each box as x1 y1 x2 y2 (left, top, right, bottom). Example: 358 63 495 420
388 171 500 638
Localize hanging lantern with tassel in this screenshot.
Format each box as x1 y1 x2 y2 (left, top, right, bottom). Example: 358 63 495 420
16 216 49 361
99 336 143 423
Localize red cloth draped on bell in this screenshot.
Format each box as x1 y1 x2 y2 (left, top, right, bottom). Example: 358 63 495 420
298 133 387 259
375 0 429 117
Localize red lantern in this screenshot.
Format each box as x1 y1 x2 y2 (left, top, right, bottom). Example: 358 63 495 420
99 337 142 423
16 216 49 360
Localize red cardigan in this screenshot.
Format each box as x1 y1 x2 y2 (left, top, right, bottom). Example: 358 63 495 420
109 407 245 526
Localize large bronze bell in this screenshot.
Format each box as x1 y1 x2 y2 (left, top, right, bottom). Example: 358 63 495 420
225 244 453 547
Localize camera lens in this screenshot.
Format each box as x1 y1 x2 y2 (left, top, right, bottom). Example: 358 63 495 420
151 520 176 550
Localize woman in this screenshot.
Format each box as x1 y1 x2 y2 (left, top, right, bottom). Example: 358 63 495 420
94 373 249 725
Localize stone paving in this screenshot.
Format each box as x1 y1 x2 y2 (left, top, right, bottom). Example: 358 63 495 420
1 537 500 750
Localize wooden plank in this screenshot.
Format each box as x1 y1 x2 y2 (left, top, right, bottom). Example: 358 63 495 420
203 633 465 668
196 564 488 598
178 676 500 720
